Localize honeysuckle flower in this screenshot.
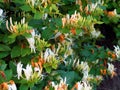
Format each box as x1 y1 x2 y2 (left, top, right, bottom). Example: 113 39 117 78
0 80 17 90
26 37 36 53
26 29 40 53
80 61 90 72
72 81 92 90
17 62 42 81
0 8 5 25
0 8 3 16
0 82 8 90
17 62 23 79
113 9 120 17
51 77 68 90
114 45 120 58
91 29 101 38
107 63 117 78
62 11 81 28
83 81 92 90
80 61 90 81
44 48 55 61
23 64 33 80
8 80 17 90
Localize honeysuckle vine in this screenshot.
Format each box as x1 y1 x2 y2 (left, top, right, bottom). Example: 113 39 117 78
0 0 120 90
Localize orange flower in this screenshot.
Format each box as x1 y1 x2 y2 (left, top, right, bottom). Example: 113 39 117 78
38 56 45 70
100 69 107 75
0 82 8 90
58 34 65 43
62 18 67 28
9 80 15 85
107 51 111 55
70 28 76 35
107 11 115 17
111 71 117 78
107 51 116 60
71 83 78 90
31 56 44 71
111 53 116 60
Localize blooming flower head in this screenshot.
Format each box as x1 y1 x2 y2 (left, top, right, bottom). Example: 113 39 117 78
0 80 17 90
114 45 120 59
44 48 55 61
107 63 117 78
72 81 92 90
17 62 23 79
8 80 17 90
23 64 33 80
17 62 42 81
91 29 101 38
51 77 68 90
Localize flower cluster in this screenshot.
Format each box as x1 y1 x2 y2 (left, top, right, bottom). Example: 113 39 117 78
62 11 101 39
114 45 120 59
6 17 32 34
0 80 17 90
51 78 68 90
62 11 81 28
17 62 42 82
72 81 92 90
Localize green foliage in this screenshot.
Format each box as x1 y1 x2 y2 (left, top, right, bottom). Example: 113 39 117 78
0 0 120 90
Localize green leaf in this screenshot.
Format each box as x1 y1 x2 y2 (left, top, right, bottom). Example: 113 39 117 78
0 52 9 59
0 44 11 51
4 69 12 81
34 11 43 19
81 49 91 57
21 47 31 57
11 46 21 58
9 61 17 74
20 84 29 90
57 70 80 86
22 33 32 38
20 5 31 11
45 67 52 73
0 60 7 70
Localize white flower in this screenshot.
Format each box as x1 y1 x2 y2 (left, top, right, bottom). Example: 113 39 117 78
42 13 48 19
114 9 120 17
41 26 47 30
26 29 38 53
0 8 3 16
23 64 33 80
91 29 101 38
80 61 89 71
80 62 90 81
51 77 68 90
27 37 36 53
8 84 17 90
77 82 84 90
83 81 92 90
0 8 5 25
75 81 92 90
44 48 55 61
114 45 120 58
17 62 23 79
34 67 41 76
107 63 116 74
8 80 17 90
